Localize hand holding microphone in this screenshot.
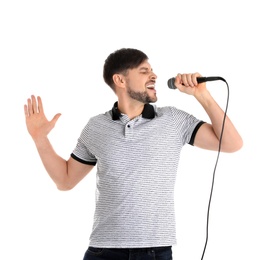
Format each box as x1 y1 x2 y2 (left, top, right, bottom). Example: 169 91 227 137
168 73 225 90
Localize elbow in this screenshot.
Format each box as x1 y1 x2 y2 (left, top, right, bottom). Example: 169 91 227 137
223 137 243 153
232 136 244 152
56 182 75 191
57 186 72 191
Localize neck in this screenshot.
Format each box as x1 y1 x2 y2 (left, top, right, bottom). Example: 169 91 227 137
117 99 145 120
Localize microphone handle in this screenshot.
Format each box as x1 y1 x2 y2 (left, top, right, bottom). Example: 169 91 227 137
197 77 208 83
168 76 226 89
197 76 225 83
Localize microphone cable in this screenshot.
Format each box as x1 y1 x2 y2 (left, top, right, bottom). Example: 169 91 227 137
201 76 229 260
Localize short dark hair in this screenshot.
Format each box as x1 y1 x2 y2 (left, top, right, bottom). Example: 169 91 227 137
103 48 148 90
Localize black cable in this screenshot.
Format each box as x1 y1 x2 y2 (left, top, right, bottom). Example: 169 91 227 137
201 77 229 260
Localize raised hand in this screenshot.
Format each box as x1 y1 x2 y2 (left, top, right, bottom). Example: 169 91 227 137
175 72 207 96
24 95 61 140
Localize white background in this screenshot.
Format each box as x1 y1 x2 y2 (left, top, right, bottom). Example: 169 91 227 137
0 0 264 259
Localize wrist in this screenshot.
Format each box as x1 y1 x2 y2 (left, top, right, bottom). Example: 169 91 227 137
194 89 213 107
33 135 50 148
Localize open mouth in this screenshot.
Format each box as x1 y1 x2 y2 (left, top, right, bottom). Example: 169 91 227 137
146 84 155 90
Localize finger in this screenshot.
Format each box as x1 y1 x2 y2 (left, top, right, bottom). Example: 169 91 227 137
176 73 182 84
31 95 38 114
24 104 29 117
191 73 197 85
186 74 195 87
191 72 201 85
27 97 33 116
51 113 62 125
181 74 189 86
37 96 43 113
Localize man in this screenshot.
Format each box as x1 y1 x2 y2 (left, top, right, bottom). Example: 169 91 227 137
24 48 243 260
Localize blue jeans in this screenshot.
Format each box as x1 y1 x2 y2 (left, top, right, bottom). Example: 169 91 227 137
83 246 172 260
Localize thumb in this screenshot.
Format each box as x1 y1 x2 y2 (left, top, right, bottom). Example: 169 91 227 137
51 113 61 125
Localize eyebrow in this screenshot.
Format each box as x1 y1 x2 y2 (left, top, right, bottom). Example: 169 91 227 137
138 66 153 72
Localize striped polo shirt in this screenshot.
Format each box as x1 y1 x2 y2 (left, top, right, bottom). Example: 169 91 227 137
71 102 204 248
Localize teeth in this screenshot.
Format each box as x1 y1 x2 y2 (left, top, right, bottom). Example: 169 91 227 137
147 84 155 89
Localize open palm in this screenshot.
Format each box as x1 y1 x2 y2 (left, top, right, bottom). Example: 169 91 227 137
24 95 61 140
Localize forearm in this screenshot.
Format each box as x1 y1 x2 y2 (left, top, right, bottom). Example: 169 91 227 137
33 136 69 189
195 90 243 152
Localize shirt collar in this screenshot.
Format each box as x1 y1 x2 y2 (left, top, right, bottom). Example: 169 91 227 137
111 101 155 120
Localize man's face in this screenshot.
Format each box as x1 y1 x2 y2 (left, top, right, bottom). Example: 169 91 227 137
125 60 157 103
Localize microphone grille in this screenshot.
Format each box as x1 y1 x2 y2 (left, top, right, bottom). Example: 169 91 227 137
167 77 176 89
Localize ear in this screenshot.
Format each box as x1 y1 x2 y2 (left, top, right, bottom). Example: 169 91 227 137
113 74 126 89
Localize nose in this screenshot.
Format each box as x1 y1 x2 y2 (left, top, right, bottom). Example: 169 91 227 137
150 71 157 80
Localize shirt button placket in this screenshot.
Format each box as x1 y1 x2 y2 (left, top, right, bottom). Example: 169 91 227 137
125 123 133 139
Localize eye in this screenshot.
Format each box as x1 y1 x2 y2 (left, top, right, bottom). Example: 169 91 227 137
140 70 150 75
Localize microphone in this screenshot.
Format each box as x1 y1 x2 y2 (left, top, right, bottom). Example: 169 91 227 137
167 76 225 89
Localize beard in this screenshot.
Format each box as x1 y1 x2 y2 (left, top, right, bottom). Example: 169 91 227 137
127 85 157 103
